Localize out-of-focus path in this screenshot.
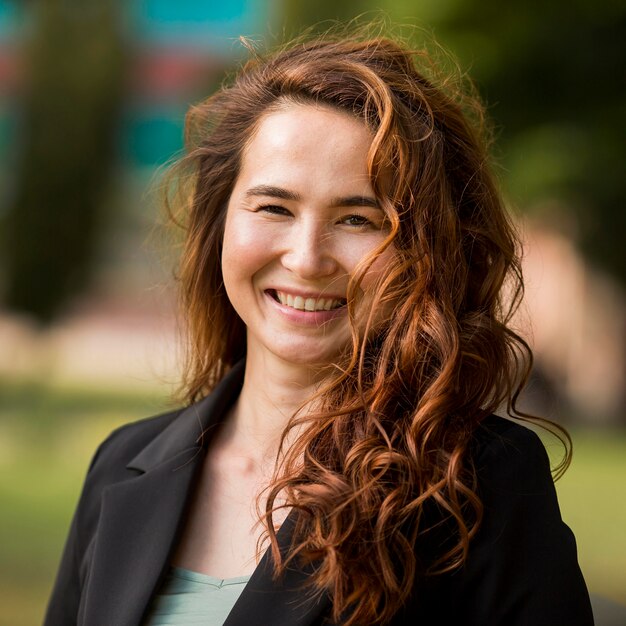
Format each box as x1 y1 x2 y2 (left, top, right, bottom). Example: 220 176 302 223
0 290 179 392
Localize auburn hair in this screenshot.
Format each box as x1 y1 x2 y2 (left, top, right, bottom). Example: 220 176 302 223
167 26 569 626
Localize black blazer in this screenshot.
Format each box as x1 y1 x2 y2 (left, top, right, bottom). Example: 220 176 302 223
44 360 594 626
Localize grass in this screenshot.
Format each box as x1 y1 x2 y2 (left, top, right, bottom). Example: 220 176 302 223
554 431 626 603
0 379 169 626
0 379 624 626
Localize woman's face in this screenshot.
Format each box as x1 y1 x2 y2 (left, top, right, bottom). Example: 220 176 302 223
221 103 395 369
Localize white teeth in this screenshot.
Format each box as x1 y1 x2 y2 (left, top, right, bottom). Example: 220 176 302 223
274 291 344 312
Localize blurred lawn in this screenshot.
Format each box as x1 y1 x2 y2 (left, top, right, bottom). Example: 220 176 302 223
0 379 170 626
1 380 624 626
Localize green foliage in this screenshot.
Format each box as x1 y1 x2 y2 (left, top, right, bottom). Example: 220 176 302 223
439 0 626 282
3 0 127 322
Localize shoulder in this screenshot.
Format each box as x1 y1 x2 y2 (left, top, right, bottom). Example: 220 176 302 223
72 407 186 535
470 414 555 493
396 415 593 624
43 406 190 624
472 413 548 458
467 414 564 537
449 416 594 624
88 408 184 475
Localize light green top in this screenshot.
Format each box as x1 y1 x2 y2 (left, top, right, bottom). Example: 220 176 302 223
143 566 251 625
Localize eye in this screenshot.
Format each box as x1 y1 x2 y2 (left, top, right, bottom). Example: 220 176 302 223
341 213 373 228
256 204 291 216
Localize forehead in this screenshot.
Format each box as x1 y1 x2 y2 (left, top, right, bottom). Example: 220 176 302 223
236 103 373 188
249 101 371 144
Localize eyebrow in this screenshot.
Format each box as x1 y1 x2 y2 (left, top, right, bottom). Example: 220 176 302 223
244 185 380 209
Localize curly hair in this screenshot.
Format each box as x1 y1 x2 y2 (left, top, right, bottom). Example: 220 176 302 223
167 27 569 626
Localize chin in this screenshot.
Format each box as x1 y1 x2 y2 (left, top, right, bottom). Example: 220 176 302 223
269 340 346 369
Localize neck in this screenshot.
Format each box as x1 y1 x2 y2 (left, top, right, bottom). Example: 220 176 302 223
222 348 328 462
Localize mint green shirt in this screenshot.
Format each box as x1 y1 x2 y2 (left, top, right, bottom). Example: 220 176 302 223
143 566 251 625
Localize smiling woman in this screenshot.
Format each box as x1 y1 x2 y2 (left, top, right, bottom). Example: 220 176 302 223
44 25 593 626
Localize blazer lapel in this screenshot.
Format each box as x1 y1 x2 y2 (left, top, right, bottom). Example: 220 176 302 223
80 448 202 626
224 513 333 626
80 361 246 626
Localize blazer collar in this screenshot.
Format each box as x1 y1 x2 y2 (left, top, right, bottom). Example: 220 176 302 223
127 359 246 472
81 358 332 626
225 512 333 626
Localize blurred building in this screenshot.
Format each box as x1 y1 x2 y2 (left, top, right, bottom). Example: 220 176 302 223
122 0 269 169
0 1 19 187
0 0 269 169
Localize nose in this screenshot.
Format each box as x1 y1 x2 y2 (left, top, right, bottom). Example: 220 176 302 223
280 217 338 279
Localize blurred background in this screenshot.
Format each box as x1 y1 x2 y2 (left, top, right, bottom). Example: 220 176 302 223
0 1 624 624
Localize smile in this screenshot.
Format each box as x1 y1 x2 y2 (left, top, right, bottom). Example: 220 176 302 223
267 289 346 312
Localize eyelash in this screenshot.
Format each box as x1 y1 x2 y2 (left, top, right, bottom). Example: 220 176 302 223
256 205 375 228
341 214 372 227
257 204 290 216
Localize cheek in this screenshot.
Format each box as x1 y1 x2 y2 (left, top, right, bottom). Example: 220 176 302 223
355 245 396 292
221 215 248 297
221 213 275 295
222 212 256 260
355 246 398 328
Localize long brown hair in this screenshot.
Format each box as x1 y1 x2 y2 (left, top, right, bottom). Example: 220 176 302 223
168 26 569 626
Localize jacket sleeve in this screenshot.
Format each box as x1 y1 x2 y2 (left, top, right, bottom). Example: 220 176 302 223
43 505 83 625
457 421 594 626
43 440 108 626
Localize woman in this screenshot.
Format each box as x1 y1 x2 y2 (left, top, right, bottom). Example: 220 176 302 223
44 30 593 626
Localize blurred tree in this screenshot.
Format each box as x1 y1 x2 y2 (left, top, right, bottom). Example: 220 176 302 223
3 0 126 323
282 0 364 30
437 0 626 284
282 0 626 284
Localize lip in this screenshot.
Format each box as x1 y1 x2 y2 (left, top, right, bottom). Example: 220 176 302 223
264 290 347 325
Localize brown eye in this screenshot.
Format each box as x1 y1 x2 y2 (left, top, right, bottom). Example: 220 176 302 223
258 205 291 216
342 214 372 227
